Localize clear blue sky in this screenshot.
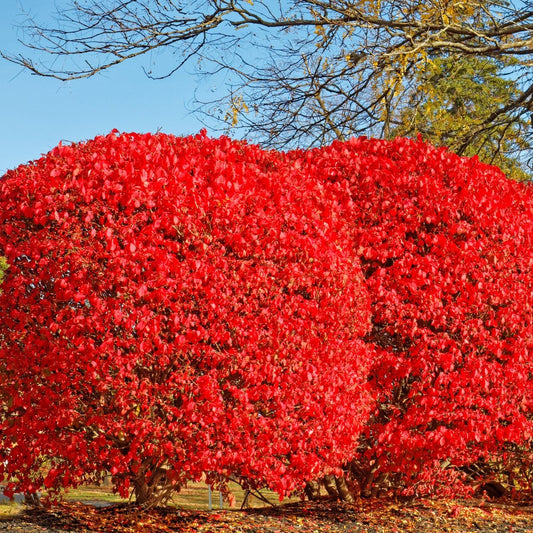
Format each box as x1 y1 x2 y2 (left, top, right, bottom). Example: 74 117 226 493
1 1 207 176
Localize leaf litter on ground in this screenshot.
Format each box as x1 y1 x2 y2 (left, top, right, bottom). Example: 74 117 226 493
5 496 531 533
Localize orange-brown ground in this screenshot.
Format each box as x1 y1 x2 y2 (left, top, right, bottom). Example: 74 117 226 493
1 497 532 533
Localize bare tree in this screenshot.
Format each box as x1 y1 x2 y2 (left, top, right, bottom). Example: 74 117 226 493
4 0 533 166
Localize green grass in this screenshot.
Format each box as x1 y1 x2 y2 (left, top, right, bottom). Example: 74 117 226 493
0 480 296 518
63 484 124 504
0 500 23 520
169 481 292 510
63 481 296 510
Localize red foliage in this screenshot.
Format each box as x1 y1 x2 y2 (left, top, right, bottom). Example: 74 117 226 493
0 131 372 501
298 137 533 496
2 131 532 502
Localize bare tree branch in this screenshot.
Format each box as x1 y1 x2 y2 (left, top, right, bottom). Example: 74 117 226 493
3 0 533 171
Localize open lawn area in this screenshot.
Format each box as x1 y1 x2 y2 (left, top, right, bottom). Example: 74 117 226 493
61 482 291 510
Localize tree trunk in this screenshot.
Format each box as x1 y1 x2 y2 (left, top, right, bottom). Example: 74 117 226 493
335 476 354 502
304 481 321 500
23 492 41 507
323 475 340 498
133 467 170 506
133 478 152 506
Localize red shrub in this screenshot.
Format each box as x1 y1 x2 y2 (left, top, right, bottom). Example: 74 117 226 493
297 137 533 496
3 131 531 503
0 131 372 503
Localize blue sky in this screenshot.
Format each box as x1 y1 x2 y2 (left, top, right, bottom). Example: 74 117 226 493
1 1 207 176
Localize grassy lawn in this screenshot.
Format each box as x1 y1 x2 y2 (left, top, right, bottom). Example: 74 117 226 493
64 481 292 510
0 499 23 520
0 481 297 520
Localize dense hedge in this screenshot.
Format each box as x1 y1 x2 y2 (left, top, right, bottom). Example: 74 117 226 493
0 131 372 504
0 132 532 504
296 137 533 496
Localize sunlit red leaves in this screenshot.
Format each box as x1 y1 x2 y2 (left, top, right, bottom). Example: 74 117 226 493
0 131 372 500
1 131 532 503
299 136 533 496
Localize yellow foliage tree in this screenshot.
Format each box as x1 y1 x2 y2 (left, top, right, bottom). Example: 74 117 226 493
392 56 531 180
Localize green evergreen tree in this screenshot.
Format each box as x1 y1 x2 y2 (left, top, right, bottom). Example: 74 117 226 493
393 57 531 180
